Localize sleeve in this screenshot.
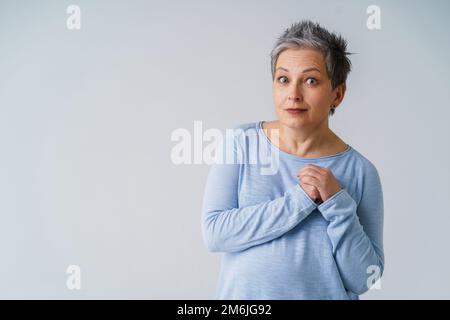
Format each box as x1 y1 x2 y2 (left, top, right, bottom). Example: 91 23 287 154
317 162 385 295
200 128 318 253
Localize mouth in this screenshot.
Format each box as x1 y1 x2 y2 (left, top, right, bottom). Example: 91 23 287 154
285 108 308 115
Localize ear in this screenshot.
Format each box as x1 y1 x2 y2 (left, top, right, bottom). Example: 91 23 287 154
332 83 346 109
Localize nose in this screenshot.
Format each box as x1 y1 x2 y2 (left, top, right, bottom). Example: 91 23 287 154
287 84 303 102
288 95 302 102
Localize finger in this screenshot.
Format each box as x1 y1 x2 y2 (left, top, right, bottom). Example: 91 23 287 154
299 170 323 182
302 188 321 203
306 164 334 178
300 181 318 189
300 187 319 198
299 175 320 186
301 184 320 197
300 184 320 200
300 165 326 176
299 167 323 178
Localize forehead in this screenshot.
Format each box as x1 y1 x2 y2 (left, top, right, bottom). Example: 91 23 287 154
276 48 326 72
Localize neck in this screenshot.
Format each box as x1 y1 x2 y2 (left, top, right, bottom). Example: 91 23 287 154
277 119 337 157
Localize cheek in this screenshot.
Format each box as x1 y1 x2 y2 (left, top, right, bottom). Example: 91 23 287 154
304 89 332 108
272 88 280 107
272 87 285 107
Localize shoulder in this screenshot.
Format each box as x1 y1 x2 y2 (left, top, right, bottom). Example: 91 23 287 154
347 147 383 204
232 121 260 132
225 121 261 145
215 121 260 163
350 148 381 180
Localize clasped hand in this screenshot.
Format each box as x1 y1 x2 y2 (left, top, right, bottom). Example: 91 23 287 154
297 164 341 205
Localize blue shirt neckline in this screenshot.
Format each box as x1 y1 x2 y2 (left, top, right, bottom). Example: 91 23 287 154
257 120 353 162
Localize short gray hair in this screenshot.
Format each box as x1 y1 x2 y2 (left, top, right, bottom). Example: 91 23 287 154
270 20 353 116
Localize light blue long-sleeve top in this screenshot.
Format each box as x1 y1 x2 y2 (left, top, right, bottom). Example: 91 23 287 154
201 121 384 300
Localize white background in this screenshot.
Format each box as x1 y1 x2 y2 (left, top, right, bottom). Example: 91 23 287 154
0 0 449 299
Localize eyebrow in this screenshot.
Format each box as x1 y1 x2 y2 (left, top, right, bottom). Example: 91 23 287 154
276 67 321 74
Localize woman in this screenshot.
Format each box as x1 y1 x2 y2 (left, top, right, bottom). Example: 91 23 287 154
201 20 384 300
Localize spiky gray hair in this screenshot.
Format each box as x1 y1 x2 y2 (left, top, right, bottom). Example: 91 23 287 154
270 20 353 116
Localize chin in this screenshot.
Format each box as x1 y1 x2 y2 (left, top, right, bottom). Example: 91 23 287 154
280 117 308 129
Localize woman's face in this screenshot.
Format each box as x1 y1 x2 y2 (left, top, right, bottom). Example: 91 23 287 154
272 48 345 129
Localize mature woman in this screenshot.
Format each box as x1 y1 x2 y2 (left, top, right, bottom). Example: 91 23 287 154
201 20 384 300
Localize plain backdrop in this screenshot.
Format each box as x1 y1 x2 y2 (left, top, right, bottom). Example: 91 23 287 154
0 0 449 299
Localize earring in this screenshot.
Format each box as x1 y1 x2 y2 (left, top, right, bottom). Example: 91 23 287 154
330 105 336 115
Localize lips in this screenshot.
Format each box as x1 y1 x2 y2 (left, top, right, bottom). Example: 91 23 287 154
286 108 308 115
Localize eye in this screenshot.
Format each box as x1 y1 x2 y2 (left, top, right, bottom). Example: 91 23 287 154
305 78 318 85
277 76 288 84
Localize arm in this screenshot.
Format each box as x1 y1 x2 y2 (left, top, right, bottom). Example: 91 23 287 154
201 131 318 253
317 163 384 295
